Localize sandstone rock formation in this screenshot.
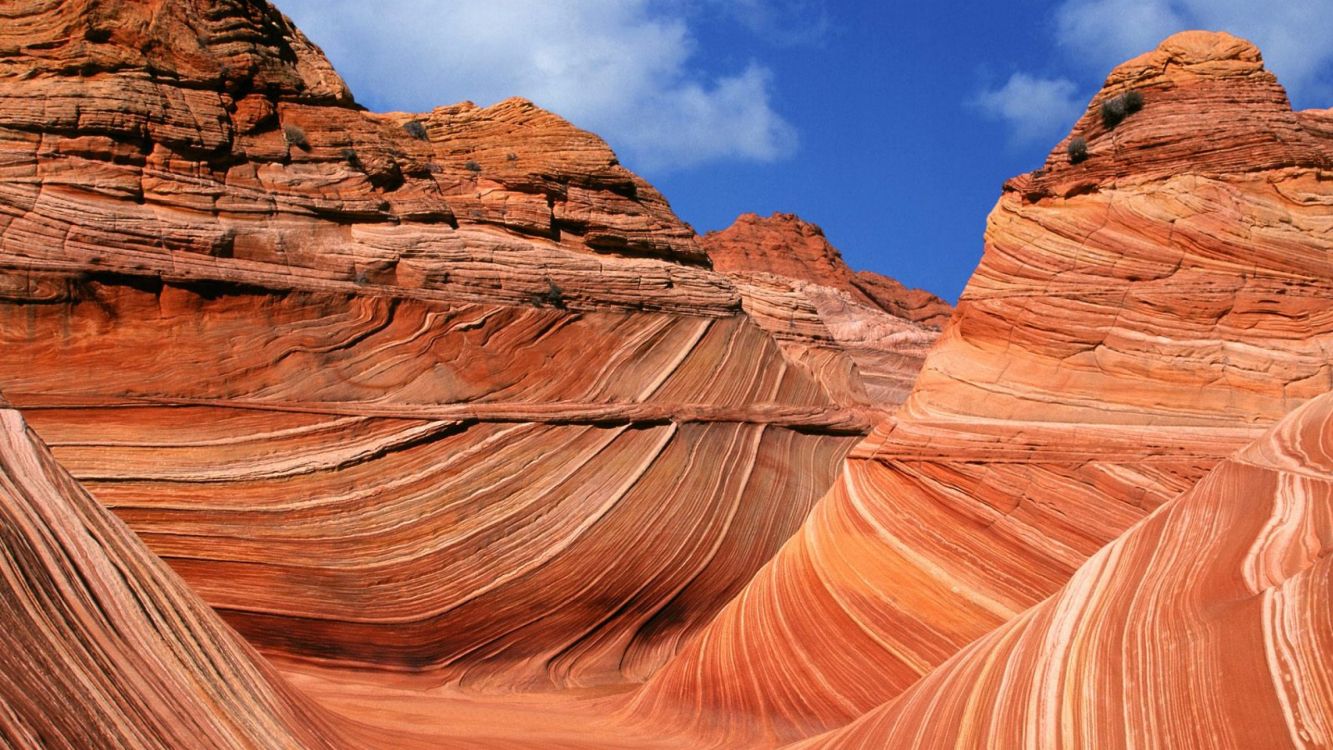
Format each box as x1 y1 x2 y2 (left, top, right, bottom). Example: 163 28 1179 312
797 390 1333 748
1 6 1331 749
0 0 933 708
0 397 348 749
701 213 948 408
631 30 1333 746
704 213 953 329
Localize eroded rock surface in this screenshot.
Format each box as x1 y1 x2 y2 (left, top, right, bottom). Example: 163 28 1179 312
0 0 934 701
632 31 1333 746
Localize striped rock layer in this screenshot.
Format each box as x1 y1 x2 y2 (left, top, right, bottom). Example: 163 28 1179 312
796 389 1333 749
0 5 1331 749
0 398 347 749
703 213 949 407
0 0 939 704
631 30 1333 746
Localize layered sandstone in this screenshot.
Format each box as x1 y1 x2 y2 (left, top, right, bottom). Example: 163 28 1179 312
1 8 1331 749
632 30 1333 745
798 391 1333 748
704 213 952 328
0 398 349 749
703 213 948 408
0 0 937 707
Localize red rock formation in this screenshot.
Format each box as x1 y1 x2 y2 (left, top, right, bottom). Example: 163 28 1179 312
2 8 1331 749
796 390 1333 749
0 0 937 711
632 30 1333 746
0 397 350 749
704 213 953 329
702 213 949 408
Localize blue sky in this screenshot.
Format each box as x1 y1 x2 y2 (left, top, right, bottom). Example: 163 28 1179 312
278 1 1333 302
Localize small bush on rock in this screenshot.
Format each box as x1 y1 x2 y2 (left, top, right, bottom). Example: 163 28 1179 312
283 123 309 150
1100 89 1144 130
1068 136 1088 164
402 120 428 140
464 160 482 173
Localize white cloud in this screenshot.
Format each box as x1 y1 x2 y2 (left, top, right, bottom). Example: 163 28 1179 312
1054 0 1183 73
972 73 1084 145
1055 0 1333 103
276 0 797 171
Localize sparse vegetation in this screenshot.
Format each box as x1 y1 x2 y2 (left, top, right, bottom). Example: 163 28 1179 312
534 279 566 309
402 120 428 141
1123 89 1144 114
1068 136 1088 164
464 160 482 173
1100 89 1144 130
282 123 309 150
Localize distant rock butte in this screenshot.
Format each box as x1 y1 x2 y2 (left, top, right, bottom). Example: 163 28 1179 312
0 9 1330 750
704 212 953 329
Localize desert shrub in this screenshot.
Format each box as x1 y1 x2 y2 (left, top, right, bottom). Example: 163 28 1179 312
464 160 482 173
402 120 428 140
1123 89 1144 113
1067 136 1088 164
282 123 309 150
1100 97 1127 129
1101 89 1144 129
535 279 566 309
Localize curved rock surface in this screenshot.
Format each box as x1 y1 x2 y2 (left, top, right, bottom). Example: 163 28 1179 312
2 9 1332 750
0 0 937 701
632 30 1333 746
0 397 348 749
797 390 1333 749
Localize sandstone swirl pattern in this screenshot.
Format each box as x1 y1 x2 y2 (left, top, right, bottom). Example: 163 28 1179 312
0 0 941 697
797 390 1333 749
632 31 1333 745
1 6 1331 749
0 397 348 749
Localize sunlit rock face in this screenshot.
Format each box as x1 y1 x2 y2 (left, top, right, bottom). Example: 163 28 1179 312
0 397 352 749
631 30 1333 746
0 0 938 702
796 390 1333 749
1 5 1331 748
702 213 949 407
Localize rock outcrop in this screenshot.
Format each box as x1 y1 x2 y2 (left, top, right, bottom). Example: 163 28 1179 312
702 213 949 408
1 8 1331 750
631 30 1333 746
797 390 1333 748
704 213 953 328
0 397 350 749
0 0 934 705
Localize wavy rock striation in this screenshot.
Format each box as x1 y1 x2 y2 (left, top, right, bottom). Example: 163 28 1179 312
0 397 353 749
632 30 1333 745
797 390 1333 748
0 0 938 701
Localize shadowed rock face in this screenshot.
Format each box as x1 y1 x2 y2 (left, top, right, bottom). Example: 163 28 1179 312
1 9 1331 750
631 30 1333 746
0 0 936 699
